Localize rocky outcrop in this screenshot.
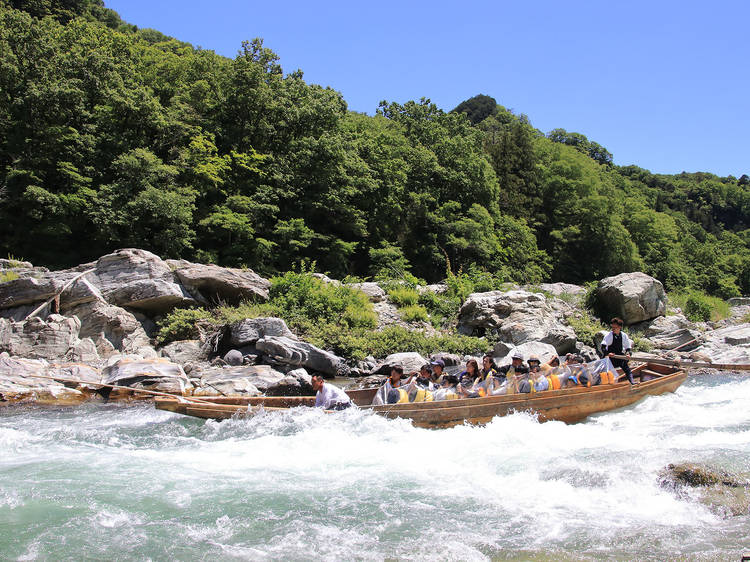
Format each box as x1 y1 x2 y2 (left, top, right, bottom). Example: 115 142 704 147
191 364 311 396
693 324 750 363
229 317 295 347
159 340 205 365
457 290 576 353
93 249 195 313
539 283 585 298
67 301 154 358
0 276 60 309
169 260 270 304
0 354 89 405
255 336 350 377
0 314 100 362
595 272 666 324
371 352 428 375
102 357 192 395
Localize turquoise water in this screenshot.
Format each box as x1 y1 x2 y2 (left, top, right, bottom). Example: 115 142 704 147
1 375 749 561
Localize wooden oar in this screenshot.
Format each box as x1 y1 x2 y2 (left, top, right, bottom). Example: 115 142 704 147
611 354 750 372
23 373 219 404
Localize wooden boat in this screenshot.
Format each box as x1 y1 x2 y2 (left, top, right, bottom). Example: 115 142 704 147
155 362 686 427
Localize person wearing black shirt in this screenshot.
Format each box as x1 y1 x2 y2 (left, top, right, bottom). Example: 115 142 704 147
601 317 636 385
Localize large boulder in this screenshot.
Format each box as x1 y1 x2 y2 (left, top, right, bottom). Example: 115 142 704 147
457 290 576 353
102 357 192 395
0 276 60 309
192 364 311 396
494 341 558 367
538 283 586 298
255 336 350 377
659 463 750 517
93 249 195 313
229 317 295 347
159 340 206 365
170 261 270 304
693 324 750 363
371 352 428 375
595 272 666 325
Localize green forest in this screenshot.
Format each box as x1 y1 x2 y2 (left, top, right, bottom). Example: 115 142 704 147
2 0 750 298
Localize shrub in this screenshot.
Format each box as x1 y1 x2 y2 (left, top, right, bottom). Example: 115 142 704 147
387 285 420 307
566 310 603 348
669 291 730 323
399 304 429 323
157 308 210 344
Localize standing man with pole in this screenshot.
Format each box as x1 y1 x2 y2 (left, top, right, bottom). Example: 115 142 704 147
601 317 636 385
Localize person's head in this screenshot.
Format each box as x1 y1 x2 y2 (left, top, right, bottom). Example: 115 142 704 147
444 374 459 387
565 353 582 365
430 358 445 375
311 374 325 393
511 352 523 367
549 356 560 367
482 354 496 370
466 359 479 376
610 317 624 333
527 355 541 371
389 366 404 382
419 364 432 379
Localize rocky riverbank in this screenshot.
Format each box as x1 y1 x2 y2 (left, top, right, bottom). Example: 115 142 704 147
2 249 750 405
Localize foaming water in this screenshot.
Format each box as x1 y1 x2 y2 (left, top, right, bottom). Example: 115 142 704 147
2 375 749 561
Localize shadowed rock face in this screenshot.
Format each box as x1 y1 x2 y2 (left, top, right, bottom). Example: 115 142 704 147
659 463 750 518
170 261 270 304
255 336 350 377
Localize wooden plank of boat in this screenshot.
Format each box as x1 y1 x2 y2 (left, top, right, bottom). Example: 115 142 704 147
369 370 686 428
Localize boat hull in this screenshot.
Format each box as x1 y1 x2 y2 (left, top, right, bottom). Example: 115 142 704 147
155 363 686 427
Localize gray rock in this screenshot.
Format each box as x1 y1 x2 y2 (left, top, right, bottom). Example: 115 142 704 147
659 462 750 517
93 249 196 313
649 328 702 352
430 353 461 366
69 337 100 363
159 340 205 364
102 357 192 395
372 352 428 375
0 353 87 404
495 341 558 367
0 258 35 270
171 261 270 304
458 290 576 353
224 349 244 366
348 282 387 302
574 343 599 362
229 317 295 347
728 297 750 307
0 314 81 360
539 283 586 297
67 301 153 358
692 324 750 364
418 283 448 295
0 276 60 309
193 364 306 396
596 272 666 324
311 273 341 286
641 314 692 337
255 336 351 377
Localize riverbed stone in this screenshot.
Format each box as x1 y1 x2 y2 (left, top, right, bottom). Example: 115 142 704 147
0 353 87 405
595 272 666 324
255 336 350 377
457 290 576 353
659 462 750 517
193 364 309 396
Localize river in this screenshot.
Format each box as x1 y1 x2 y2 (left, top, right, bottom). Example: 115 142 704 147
1 374 749 561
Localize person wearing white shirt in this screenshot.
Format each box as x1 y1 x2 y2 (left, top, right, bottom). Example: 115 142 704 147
311 375 353 410
600 317 636 385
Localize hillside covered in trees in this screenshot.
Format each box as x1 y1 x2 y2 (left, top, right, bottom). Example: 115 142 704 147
2 0 750 298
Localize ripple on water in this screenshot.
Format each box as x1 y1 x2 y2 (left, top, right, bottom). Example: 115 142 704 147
0 375 749 560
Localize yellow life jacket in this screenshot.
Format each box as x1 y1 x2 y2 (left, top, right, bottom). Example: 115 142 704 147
546 374 561 390
396 388 410 403
414 388 434 402
600 370 615 385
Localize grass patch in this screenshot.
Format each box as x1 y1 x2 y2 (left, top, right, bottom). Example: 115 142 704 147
669 291 730 322
386 285 420 307
0 271 19 283
156 308 210 343
399 304 429 323
566 310 603 348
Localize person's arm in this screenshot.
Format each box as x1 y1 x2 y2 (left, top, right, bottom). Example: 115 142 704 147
314 389 324 408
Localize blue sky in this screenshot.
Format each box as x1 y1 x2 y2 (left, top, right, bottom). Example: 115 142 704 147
106 0 749 177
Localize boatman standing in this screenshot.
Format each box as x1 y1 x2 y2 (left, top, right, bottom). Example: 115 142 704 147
600 317 636 385
311 375 353 410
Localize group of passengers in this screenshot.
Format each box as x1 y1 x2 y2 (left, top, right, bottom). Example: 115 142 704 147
312 317 634 409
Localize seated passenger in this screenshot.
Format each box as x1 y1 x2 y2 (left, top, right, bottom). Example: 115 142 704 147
311 374 353 410
481 354 498 379
430 358 446 383
541 355 561 374
457 359 484 398
526 355 549 392
433 374 460 401
494 353 529 395
412 364 436 402
372 366 412 405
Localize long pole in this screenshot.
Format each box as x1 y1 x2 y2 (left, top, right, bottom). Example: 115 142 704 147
611 354 750 372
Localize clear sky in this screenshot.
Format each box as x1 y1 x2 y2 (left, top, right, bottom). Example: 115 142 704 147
106 0 749 177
